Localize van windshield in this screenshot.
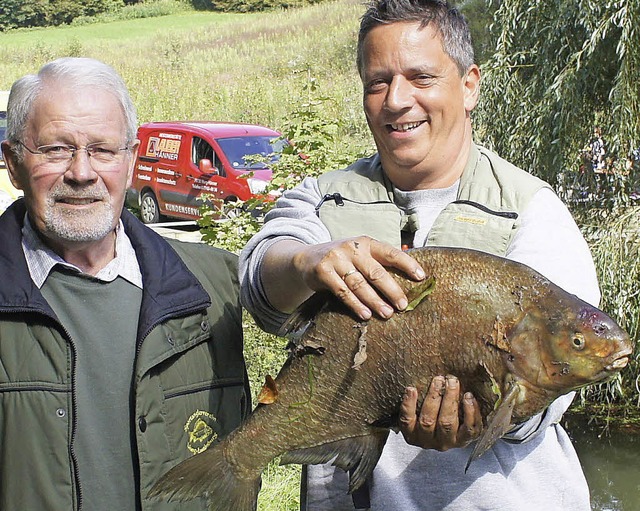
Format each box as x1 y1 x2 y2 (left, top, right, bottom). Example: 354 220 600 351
216 136 286 170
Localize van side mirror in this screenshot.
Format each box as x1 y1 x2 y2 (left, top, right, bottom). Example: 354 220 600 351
199 159 219 176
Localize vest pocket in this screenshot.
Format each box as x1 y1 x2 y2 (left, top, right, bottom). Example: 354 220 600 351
318 203 403 247
426 202 517 255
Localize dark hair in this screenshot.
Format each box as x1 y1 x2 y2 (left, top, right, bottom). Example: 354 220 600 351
356 0 475 77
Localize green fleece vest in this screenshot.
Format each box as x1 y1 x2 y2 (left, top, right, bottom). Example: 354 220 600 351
316 144 550 256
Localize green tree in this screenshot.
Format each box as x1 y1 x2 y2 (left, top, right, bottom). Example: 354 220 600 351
0 0 124 30
475 0 640 206
456 0 501 65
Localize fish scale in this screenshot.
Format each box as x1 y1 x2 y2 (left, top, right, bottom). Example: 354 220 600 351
148 247 632 511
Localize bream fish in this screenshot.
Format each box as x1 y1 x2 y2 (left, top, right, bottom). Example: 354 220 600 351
149 247 632 510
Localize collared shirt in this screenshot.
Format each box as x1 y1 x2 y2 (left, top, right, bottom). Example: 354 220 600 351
21 215 143 289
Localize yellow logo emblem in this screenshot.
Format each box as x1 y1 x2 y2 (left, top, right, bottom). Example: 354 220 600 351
184 410 219 454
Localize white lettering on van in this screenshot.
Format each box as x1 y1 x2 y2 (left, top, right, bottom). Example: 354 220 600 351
137 164 153 172
157 168 175 176
137 174 152 182
166 203 199 216
158 133 182 140
157 178 177 185
192 183 218 193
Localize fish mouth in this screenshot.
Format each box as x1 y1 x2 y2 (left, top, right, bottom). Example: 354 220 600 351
605 347 633 372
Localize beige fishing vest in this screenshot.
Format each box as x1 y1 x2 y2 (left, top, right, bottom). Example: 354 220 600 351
316 143 550 256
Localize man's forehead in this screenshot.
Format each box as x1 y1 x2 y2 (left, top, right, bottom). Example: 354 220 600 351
27 85 126 136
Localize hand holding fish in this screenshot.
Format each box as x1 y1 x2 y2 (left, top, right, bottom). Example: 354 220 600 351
400 376 483 450
263 236 426 320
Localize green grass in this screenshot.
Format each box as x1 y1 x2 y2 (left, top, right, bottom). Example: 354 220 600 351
0 0 372 158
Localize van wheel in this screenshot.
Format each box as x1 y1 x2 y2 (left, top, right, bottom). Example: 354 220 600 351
140 192 160 224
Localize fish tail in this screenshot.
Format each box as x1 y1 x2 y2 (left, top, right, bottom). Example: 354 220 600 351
147 442 261 511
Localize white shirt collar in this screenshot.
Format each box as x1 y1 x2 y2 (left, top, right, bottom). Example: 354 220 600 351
21 215 143 289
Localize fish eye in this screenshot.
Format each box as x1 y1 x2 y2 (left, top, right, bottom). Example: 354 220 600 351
571 333 586 350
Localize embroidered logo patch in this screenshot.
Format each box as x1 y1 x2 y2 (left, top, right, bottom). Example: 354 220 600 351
184 410 219 454
453 215 487 226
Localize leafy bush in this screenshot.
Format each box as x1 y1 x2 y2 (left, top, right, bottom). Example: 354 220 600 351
198 78 368 250
0 0 124 30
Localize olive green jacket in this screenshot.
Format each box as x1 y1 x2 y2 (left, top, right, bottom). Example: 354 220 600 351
316 143 549 255
0 201 250 511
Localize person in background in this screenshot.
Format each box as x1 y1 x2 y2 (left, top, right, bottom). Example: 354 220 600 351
239 0 599 509
589 126 607 173
0 57 250 511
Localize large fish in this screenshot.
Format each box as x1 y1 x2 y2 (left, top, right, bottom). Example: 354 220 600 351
149 247 632 510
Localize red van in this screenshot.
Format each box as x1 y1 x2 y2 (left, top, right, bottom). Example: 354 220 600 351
126 121 285 223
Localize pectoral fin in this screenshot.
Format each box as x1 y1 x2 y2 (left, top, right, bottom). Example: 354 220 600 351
280 430 389 493
466 381 521 472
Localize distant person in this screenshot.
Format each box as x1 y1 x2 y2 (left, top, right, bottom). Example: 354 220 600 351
589 126 607 173
240 0 600 509
0 57 250 510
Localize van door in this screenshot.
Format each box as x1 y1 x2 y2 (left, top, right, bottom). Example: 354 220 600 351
138 129 203 220
189 135 228 209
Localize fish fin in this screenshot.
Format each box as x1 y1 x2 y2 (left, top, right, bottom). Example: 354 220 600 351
281 430 389 492
147 441 260 511
278 292 330 338
466 381 521 472
257 374 279 404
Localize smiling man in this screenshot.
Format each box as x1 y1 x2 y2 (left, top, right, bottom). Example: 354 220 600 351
0 58 249 511
239 0 599 510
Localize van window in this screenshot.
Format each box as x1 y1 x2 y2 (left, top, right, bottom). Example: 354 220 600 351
192 136 221 174
217 136 286 170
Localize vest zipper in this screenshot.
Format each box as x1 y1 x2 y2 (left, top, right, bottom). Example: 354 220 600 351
55 320 84 511
314 193 393 214
451 199 519 219
0 306 84 510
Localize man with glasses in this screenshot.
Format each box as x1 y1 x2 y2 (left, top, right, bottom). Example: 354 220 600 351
0 57 250 510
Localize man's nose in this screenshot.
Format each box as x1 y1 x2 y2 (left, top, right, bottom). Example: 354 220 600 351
64 150 98 182
385 76 414 111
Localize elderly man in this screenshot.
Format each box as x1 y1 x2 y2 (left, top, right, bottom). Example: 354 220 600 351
240 0 599 509
0 57 249 511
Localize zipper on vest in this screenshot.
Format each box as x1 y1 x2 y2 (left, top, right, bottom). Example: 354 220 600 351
315 193 344 212
314 193 394 215
451 200 519 219
0 306 84 509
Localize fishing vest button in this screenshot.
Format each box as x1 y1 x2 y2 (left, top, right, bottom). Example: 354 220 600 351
56 408 66 418
200 320 209 332
167 334 175 346
138 416 147 432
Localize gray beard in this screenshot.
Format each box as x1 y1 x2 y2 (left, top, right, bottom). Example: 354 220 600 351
43 202 116 243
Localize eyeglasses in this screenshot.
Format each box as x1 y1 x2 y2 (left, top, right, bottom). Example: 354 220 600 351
17 141 131 171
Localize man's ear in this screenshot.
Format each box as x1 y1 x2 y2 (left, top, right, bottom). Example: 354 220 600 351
1 140 25 191
463 64 481 113
126 139 140 189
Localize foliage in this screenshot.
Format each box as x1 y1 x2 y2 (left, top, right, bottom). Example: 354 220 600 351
0 0 125 30
455 0 500 65
199 74 369 249
191 0 311 12
576 206 640 407
72 0 190 24
475 0 640 208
